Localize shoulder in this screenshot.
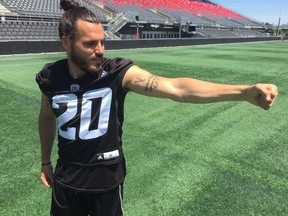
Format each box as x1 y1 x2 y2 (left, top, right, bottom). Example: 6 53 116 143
35 59 68 93
103 58 134 74
36 59 67 85
38 59 67 77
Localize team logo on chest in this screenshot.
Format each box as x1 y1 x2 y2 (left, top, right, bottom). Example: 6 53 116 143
70 84 80 92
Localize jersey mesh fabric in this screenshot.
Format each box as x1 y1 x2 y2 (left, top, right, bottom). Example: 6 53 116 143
36 58 134 192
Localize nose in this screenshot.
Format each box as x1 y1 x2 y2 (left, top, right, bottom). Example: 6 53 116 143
95 41 104 55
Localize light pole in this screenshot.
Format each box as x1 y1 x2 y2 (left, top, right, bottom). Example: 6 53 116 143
276 0 283 35
136 15 139 39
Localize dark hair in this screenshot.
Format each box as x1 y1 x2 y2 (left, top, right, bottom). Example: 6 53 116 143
59 0 100 39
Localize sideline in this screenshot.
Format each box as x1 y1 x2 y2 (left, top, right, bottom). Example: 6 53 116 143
0 39 284 57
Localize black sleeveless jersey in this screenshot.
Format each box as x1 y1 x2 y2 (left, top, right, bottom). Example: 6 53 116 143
36 58 133 192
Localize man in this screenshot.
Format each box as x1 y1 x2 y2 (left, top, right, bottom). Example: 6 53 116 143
36 0 278 215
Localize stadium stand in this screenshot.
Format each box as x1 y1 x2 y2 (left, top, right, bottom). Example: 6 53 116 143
197 28 238 38
105 1 167 23
0 0 62 16
0 0 270 41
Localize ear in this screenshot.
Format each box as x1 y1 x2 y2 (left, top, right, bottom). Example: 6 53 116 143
61 36 70 51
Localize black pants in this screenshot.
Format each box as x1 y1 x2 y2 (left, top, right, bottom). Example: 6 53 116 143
51 183 124 216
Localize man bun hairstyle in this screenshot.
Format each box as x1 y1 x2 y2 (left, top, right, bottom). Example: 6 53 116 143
60 0 79 11
59 0 100 40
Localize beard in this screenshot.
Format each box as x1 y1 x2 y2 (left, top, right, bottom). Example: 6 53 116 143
70 44 104 74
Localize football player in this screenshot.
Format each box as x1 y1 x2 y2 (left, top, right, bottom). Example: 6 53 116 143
36 0 278 215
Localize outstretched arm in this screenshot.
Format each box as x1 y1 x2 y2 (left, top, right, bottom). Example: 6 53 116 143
123 65 277 110
38 93 56 188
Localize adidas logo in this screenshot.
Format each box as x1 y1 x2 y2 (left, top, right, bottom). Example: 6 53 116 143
101 70 108 77
97 155 104 161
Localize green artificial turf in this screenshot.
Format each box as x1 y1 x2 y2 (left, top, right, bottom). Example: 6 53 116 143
0 41 287 215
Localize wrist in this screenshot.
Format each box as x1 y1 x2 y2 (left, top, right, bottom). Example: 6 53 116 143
237 85 250 101
41 161 51 166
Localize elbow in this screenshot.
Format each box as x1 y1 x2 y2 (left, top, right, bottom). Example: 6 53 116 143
169 91 191 103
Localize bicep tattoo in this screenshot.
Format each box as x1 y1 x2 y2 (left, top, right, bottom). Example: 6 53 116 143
135 77 146 84
145 75 160 92
134 75 160 93
146 75 160 92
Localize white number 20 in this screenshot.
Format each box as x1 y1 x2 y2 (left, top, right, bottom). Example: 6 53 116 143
52 88 112 140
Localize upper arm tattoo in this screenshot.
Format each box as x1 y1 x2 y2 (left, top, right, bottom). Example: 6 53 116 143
134 75 160 93
146 75 160 92
135 78 146 84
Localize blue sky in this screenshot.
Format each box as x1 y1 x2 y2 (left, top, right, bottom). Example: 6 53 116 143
212 0 288 25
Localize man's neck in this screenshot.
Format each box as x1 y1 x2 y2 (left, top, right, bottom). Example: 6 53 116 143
67 59 86 79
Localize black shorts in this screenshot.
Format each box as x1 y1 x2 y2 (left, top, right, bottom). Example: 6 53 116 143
51 183 124 216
